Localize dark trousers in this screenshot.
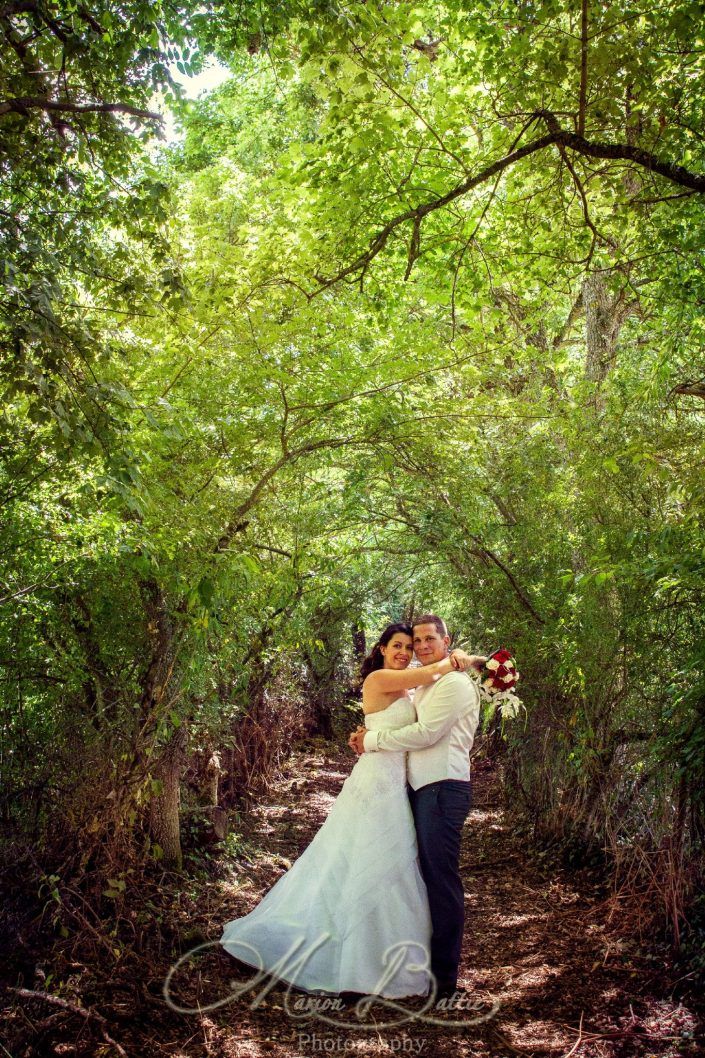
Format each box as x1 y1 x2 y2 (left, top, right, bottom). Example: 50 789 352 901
407 779 472 991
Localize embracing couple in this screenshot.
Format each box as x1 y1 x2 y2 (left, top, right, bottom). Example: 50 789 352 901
220 614 485 1005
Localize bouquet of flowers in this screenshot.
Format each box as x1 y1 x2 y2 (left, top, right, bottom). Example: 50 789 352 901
475 648 524 720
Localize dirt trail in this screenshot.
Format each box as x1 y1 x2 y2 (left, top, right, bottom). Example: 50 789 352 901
5 743 703 1058
162 743 703 1058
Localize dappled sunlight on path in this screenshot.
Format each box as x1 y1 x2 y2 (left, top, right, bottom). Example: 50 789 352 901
118 742 703 1058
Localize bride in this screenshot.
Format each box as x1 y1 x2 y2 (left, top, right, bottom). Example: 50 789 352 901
219 622 476 999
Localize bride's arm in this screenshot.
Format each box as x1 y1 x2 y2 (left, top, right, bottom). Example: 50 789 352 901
363 651 481 694
363 657 452 693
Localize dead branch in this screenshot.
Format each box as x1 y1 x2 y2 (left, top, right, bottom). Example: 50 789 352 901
6 987 128 1057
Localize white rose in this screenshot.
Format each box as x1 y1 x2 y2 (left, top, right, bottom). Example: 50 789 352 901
505 659 515 670
483 678 495 689
486 659 500 671
502 673 514 683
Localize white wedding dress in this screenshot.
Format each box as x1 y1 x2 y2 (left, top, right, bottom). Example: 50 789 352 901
219 696 432 997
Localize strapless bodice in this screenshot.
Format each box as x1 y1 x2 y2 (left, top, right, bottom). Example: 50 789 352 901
364 696 416 732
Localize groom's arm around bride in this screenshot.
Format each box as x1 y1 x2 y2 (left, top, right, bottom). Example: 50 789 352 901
352 666 480 758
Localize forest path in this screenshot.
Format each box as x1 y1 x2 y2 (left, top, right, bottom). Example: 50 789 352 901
14 743 699 1058
156 742 702 1058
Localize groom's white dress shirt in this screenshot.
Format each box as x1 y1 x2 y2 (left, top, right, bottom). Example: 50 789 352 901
362 671 481 790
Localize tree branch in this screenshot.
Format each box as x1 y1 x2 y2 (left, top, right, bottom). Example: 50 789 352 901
471 539 547 624
553 291 584 349
310 110 705 294
578 0 589 136
7 988 128 1058
214 437 355 553
0 96 162 120
404 213 421 280
672 378 705 399
311 128 560 294
0 0 36 17
557 143 602 267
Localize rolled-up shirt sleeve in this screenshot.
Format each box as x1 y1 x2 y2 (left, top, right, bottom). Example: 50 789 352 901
365 674 479 753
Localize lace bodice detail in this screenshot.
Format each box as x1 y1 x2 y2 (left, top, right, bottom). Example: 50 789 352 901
364 696 416 732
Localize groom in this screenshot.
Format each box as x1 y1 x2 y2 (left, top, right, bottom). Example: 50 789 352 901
348 614 482 1002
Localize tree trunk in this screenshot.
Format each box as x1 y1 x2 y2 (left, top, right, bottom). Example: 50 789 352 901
583 273 615 392
139 577 175 723
204 751 223 807
309 684 334 739
202 751 229 841
582 274 641 409
149 724 188 870
351 623 366 664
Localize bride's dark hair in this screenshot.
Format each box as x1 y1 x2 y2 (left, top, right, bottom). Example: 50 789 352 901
359 622 413 682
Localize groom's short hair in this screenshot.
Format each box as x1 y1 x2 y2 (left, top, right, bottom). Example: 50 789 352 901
412 613 448 636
